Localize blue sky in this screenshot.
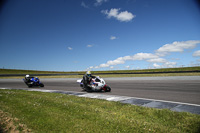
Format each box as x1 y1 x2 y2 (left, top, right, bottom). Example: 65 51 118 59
0 0 200 71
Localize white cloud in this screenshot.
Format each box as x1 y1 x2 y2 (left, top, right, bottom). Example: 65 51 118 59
89 66 94 69
81 2 89 8
68 47 73 50
110 66 114 69
91 53 158 68
123 56 133 60
94 0 108 6
89 52 172 69
99 63 110 68
147 58 167 63
153 61 176 68
164 61 177 68
117 11 135 22
106 57 125 66
87 45 93 48
102 8 118 18
153 63 161 68
193 50 200 57
101 8 135 22
125 65 130 69
132 53 159 60
95 66 99 69
110 36 117 40
156 40 200 55
87 40 200 70
147 57 177 68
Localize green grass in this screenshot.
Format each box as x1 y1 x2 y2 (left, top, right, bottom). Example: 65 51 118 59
1 72 200 79
98 72 200 78
92 66 200 74
1 66 200 75
0 67 200 78
0 89 200 132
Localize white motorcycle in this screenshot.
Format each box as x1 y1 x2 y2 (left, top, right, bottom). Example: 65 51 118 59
77 76 111 92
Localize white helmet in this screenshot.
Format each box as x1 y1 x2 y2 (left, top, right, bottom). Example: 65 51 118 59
25 75 30 78
86 71 91 77
86 71 91 75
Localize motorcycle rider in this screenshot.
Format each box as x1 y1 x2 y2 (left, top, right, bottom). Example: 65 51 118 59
24 75 37 83
24 74 31 83
83 71 95 91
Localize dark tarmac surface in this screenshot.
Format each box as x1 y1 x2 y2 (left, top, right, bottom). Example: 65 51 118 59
0 76 200 105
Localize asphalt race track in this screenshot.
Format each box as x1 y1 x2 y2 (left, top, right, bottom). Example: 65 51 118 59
0 76 200 105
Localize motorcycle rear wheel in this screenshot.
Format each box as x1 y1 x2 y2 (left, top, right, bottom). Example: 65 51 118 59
27 84 32 88
105 86 111 92
39 83 44 87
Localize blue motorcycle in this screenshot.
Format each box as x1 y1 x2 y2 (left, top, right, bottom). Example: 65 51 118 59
23 77 44 88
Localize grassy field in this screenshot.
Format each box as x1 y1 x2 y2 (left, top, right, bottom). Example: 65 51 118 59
0 72 200 79
1 66 200 74
92 66 200 74
0 89 200 132
0 67 200 78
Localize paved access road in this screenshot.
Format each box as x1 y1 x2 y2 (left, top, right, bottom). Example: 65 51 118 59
0 76 200 105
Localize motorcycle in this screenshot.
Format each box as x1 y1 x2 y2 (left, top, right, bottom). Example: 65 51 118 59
23 77 44 88
77 76 111 92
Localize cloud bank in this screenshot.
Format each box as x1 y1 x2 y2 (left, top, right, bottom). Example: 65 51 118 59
156 40 200 55
88 40 200 70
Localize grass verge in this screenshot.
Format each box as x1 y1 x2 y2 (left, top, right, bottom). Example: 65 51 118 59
1 66 200 75
0 67 200 78
0 72 200 79
0 89 200 132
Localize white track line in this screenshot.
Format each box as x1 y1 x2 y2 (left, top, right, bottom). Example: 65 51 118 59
121 96 200 107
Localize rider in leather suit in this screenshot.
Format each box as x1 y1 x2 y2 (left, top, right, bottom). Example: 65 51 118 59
83 71 95 91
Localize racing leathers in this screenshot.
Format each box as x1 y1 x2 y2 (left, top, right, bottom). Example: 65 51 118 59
83 74 96 91
24 76 32 83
